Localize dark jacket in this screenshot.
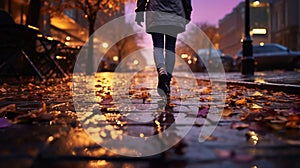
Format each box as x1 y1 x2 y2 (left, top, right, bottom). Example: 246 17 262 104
135 0 192 35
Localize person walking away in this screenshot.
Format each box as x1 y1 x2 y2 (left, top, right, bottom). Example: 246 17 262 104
135 0 192 97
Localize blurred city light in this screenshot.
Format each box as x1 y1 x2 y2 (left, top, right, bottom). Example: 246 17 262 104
102 42 109 49
252 28 267 35
56 55 67 60
47 37 54 41
181 53 188 59
253 1 260 7
113 56 119 62
133 60 139 65
27 25 39 30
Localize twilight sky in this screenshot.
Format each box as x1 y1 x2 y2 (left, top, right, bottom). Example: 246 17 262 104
126 0 244 26
191 0 243 25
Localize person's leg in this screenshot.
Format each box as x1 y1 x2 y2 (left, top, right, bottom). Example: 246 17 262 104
151 33 165 71
165 34 177 75
151 33 169 96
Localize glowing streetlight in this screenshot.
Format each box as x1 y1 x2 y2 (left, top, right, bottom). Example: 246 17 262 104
253 1 260 7
66 36 71 41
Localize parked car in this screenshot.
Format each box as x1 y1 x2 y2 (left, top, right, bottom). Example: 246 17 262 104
236 43 300 70
195 48 235 72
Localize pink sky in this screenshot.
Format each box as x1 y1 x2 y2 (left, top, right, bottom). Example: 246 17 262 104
191 0 243 25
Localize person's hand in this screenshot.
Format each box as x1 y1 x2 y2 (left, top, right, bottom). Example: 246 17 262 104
136 21 143 27
135 12 144 27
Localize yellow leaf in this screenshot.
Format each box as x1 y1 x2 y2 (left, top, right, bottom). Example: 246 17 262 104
250 103 263 109
253 91 263 97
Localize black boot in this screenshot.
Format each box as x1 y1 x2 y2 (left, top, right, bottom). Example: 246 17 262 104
157 68 170 97
167 72 172 93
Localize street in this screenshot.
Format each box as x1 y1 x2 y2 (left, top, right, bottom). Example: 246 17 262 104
0 70 299 168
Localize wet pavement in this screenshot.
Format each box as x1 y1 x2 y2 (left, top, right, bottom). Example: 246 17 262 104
192 70 300 95
0 70 300 168
193 70 300 86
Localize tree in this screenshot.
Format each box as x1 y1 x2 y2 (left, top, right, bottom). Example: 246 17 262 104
197 22 220 49
26 0 41 27
43 0 126 36
42 0 127 74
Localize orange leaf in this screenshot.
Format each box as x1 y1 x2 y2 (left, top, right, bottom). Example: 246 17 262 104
286 121 298 129
222 107 233 117
288 115 300 122
236 98 247 105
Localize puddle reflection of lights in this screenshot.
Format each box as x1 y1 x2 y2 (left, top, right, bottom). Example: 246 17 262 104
56 55 67 60
47 136 54 143
89 160 108 167
247 131 259 145
154 120 160 127
254 79 266 84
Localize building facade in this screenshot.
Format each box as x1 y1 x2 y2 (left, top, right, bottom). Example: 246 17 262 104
271 0 300 51
1 0 126 47
219 0 300 56
219 0 272 56
0 0 29 25
218 2 244 56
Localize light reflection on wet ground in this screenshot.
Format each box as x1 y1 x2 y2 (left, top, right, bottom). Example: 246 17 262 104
0 70 300 167
72 70 202 157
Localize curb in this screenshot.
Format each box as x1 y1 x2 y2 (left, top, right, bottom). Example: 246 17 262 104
225 80 300 95
201 79 300 95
